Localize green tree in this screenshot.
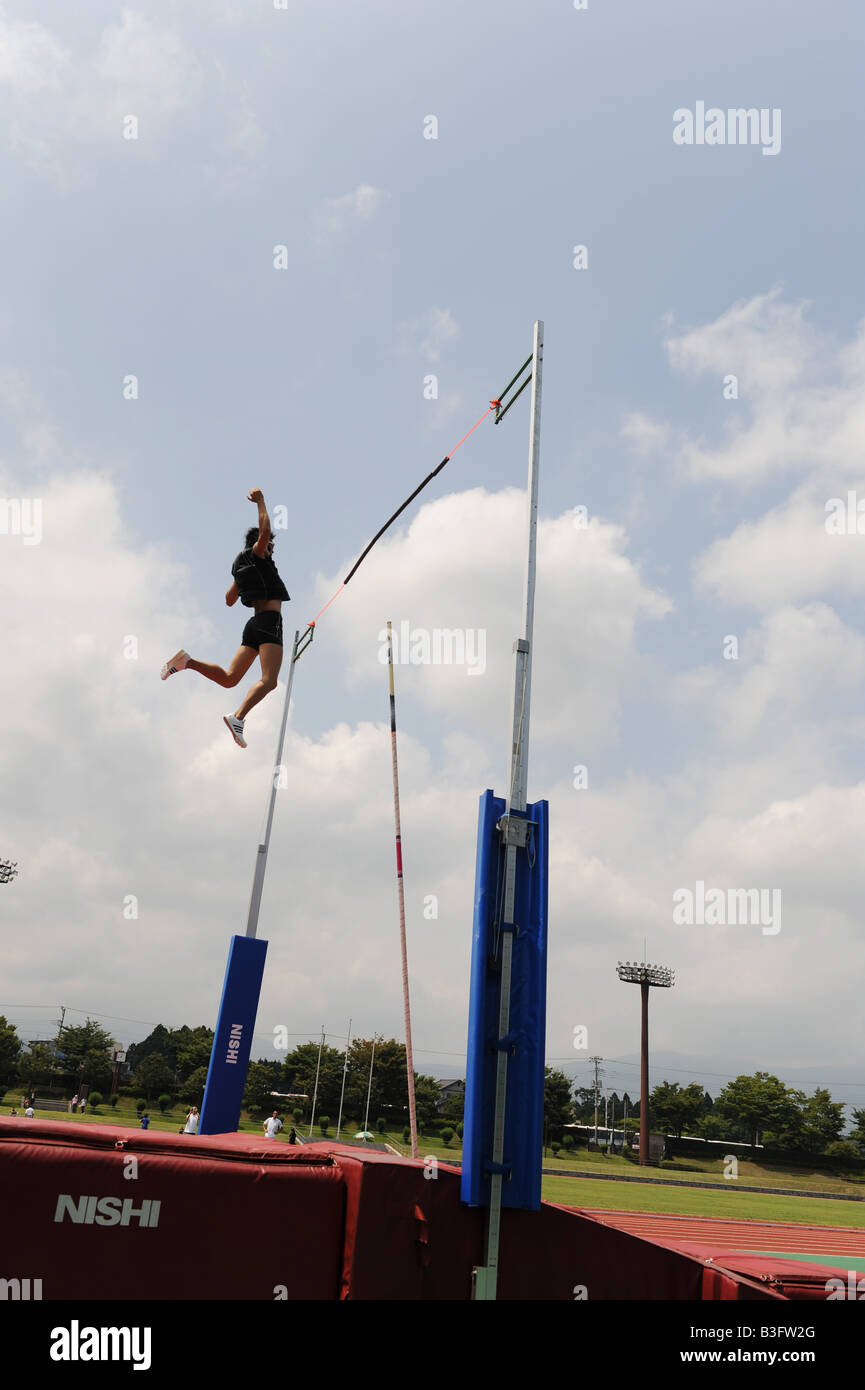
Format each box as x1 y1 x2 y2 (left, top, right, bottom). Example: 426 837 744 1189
696 1112 741 1141
0 1016 21 1090
180 1067 209 1107
413 1074 440 1126
650 1080 707 1138
285 1041 344 1117
88 1091 103 1111
825 1140 860 1162
243 1060 285 1115
55 1019 116 1092
572 1086 598 1123
797 1089 846 1154
172 1026 215 1084
715 1073 799 1148
18 1042 58 1090
544 1068 573 1138
440 1127 454 1147
849 1108 865 1156
134 1054 175 1100
126 1025 172 1072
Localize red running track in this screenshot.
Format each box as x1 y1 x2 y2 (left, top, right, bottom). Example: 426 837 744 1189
580 1208 865 1259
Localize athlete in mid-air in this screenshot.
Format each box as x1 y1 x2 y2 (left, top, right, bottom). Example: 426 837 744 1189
161 488 290 748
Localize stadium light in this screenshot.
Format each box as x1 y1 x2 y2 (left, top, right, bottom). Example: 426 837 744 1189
0 859 18 885
616 958 676 1166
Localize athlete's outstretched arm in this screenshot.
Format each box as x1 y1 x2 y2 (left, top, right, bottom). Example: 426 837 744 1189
248 487 271 556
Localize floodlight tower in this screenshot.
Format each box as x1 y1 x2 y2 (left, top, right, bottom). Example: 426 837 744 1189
616 960 675 1165
0 859 18 884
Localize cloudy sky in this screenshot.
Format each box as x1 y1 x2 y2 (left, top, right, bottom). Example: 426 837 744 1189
2 1 864 1115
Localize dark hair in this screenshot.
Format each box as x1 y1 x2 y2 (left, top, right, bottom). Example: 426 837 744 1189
245 526 259 549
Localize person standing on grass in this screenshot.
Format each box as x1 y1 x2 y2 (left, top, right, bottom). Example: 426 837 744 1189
161 488 290 749
183 1105 199 1135
263 1110 283 1139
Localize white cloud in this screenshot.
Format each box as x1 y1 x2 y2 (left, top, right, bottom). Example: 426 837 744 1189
664 292 865 484
317 486 672 750
0 7 262 184
620 411 668 454
311 184 390 250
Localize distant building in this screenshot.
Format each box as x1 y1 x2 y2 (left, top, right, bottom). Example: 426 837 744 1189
435 1079 465 1114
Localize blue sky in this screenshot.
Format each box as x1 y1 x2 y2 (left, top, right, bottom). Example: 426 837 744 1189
2 1 864 1115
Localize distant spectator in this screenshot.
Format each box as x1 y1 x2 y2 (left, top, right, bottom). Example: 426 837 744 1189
9 1108 18 1116
263 1111 283 1139
183 1106 199 1135
288 1128 297 1145
70 1094 79 1114
140 1112 151 1130
79 1098 86 1115
24 1105 35 1118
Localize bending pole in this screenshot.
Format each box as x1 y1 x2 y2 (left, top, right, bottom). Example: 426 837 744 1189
246 630 301 939
387 621 419 1160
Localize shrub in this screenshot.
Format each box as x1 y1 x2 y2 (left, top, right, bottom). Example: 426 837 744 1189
550 1144 560 1157
157 1094 172 1114
293 1108 304 1123
402 1128 411 1144
88 1092 103 1111
376 1117 387 1133
441 1127 454 1148
136 1099 147 1114
562 1134 574 1151
319 1115 330 1136
456 1123 463 1140
109 1094 120 1107
825 1140 861 1161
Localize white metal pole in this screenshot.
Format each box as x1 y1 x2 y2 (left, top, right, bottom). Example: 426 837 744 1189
336 1017 352 1139
363 1038 377 1138
476 321 543 1302
246 631 300 939
308 1025 324 1137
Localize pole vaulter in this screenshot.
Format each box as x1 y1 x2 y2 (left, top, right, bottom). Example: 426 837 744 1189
193 341 540 1138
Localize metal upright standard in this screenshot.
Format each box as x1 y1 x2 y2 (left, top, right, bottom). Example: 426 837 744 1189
200 628 310 1136
387 620 420 1160
473 320 545 1301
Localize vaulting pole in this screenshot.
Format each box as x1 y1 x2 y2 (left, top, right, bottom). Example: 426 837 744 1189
387 621 419 1159
246 630 301 939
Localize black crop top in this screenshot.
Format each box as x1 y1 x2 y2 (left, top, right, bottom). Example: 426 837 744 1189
231 549 290 608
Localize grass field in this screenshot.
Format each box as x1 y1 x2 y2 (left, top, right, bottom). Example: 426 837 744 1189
540 1173 865 1228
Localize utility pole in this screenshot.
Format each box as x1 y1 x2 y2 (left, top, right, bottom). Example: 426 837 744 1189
589 1057 603 1148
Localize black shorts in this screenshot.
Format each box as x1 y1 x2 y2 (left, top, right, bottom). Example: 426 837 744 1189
241 610 283 650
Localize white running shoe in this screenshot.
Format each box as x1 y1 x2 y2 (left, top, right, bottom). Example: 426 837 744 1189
224 714 247 748
161 649 190 680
